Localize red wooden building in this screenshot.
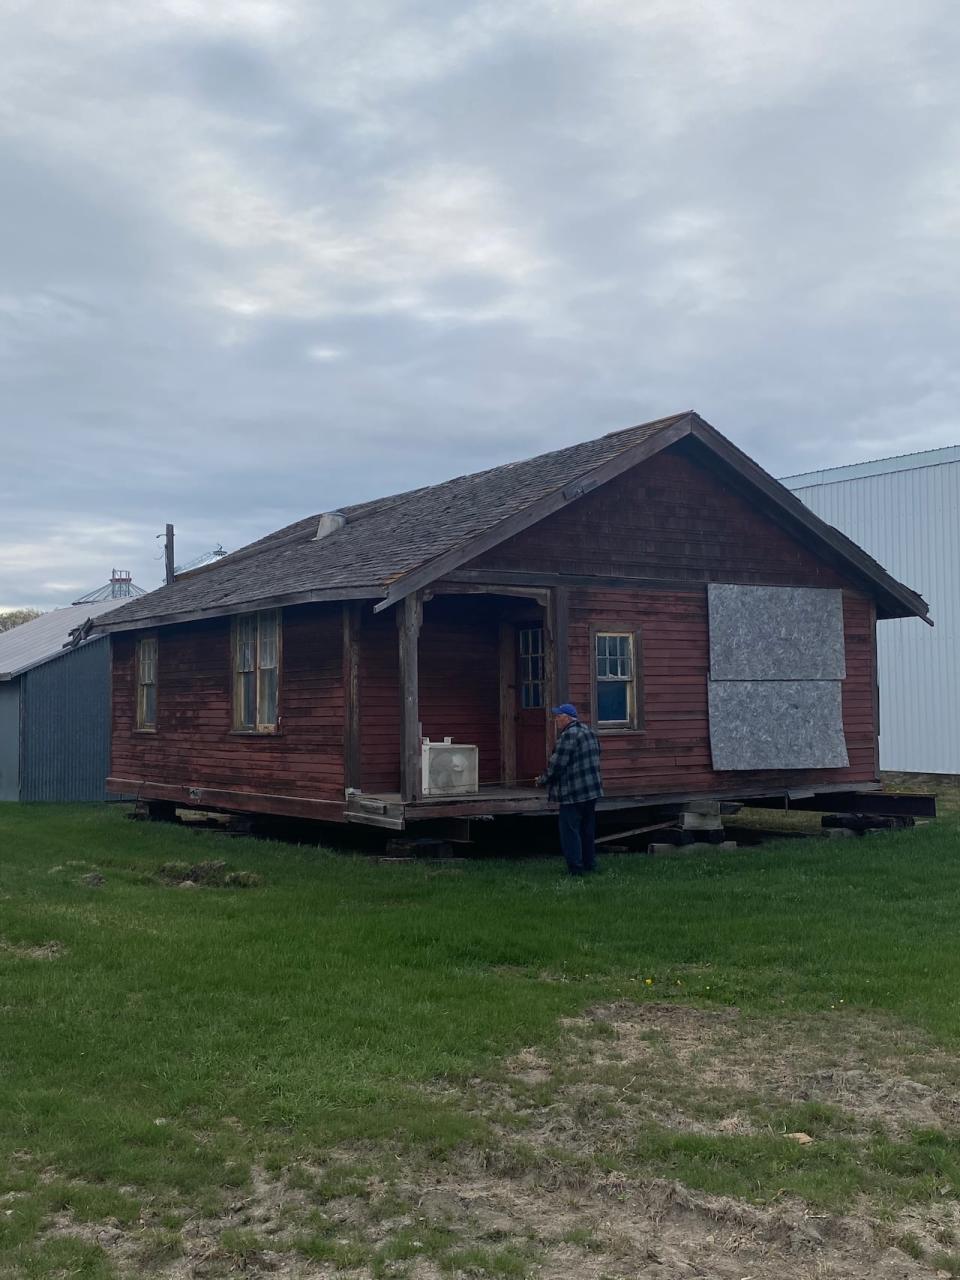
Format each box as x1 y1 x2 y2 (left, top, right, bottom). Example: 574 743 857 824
95 413 930 830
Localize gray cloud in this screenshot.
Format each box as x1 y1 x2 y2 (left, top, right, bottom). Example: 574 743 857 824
1 0 958 607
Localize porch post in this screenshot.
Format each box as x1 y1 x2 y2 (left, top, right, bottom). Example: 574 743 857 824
398 592 423 802
552 585 570 706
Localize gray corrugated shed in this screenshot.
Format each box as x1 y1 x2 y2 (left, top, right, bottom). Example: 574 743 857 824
20 639 111 802
0 682 19 801
0 601 118 679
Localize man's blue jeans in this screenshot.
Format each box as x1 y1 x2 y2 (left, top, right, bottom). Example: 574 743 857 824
558 800 597 874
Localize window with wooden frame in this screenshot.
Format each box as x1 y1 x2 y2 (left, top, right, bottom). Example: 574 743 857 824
136 635 158 730
233 610 280 733
592 628 643 730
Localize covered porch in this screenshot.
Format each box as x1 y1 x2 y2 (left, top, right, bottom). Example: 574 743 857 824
342 584 571 823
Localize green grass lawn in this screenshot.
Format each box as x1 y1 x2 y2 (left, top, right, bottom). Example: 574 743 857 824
2 804 960 1277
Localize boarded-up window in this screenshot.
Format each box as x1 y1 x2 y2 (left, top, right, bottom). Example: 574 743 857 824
233 611 280 732
708 584 846 681
136 636 157 730
707 584 848 770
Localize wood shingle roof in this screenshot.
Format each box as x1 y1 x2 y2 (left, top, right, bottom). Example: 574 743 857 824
94 412 930 631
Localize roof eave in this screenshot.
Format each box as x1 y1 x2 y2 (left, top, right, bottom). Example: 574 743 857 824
90 584 386 635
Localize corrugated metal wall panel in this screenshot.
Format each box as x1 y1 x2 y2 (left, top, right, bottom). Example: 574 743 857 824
786 460 960 773
0 681 21 801
20 639 111 801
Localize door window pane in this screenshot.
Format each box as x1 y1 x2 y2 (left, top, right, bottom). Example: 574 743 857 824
519 626 544 709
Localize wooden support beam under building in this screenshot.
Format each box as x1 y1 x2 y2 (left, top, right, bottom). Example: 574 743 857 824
398 592 423 803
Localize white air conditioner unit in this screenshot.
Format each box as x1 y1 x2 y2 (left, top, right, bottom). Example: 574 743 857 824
420 738 479 796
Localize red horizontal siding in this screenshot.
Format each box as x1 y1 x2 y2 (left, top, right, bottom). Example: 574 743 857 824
112 603 345 804
358 609 401 792
564 586 876 795
418 596 501 784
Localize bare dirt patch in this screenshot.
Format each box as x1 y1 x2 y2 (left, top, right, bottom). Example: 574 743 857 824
0 936 64 960
494 1001 960 1141
24 1004 960 1278
40 1162 955 1279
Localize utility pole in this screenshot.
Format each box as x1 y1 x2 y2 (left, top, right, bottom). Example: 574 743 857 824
164 524 175 585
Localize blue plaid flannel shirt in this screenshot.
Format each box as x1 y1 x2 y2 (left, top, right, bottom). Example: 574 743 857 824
538 719 603 805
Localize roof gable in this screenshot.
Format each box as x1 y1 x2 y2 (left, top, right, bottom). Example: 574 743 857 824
93 412 930 632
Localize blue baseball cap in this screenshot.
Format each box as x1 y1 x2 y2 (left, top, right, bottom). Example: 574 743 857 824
551 703 578 718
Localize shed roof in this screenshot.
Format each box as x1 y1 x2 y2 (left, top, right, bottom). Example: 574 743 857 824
0 601 116 680
782 442 960 490
93 411 931 632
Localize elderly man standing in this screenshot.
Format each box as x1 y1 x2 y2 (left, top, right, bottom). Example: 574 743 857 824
536 703 604 876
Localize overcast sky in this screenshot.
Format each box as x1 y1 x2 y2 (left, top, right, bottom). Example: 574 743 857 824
2 1 958 609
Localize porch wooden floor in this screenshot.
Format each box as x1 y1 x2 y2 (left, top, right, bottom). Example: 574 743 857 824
344 785 544 827
343 779 884 830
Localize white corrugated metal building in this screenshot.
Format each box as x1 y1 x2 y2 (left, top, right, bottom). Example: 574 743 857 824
782 445 960 775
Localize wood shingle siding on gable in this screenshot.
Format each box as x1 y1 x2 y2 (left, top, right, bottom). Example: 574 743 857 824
468 446 858 590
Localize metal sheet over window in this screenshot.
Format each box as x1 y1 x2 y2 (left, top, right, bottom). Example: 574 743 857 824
708 681 849 770
707 584 846 681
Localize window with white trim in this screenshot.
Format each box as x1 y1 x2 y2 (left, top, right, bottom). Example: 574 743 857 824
136 635 157 730
594 631 638 728
233 611 280 732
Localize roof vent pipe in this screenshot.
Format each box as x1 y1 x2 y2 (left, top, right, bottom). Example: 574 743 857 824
314 511 347 541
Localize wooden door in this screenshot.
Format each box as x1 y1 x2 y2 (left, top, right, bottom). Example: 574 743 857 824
516 624 547 784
